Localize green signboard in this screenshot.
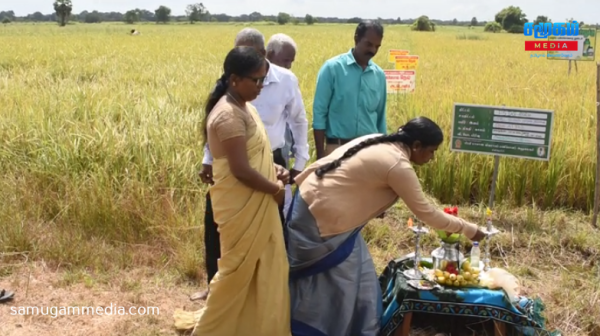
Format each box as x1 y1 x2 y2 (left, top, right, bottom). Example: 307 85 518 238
450 103 554 161
548 28 596 61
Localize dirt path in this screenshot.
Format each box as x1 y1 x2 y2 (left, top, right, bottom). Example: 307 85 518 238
0 262 441 336
0 262 207 336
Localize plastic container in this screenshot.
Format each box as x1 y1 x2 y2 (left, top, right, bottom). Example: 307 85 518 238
470 242 480 268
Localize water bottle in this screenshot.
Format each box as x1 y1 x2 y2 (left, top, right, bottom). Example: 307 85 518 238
470 242 480 269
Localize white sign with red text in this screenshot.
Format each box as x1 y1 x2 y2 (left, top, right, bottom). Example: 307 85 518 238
384 70 416 93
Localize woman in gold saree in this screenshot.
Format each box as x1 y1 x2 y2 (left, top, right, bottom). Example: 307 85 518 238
174 46 291 335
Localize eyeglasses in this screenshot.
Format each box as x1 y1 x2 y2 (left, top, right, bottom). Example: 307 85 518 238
244 75 266 86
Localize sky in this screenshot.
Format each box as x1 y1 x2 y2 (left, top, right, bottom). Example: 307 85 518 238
4 0 598 23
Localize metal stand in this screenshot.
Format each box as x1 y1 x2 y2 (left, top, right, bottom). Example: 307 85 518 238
482 209 500 272
403 220 429 279
568 60 578 76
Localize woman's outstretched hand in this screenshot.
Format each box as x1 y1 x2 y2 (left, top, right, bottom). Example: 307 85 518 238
274 164 290 184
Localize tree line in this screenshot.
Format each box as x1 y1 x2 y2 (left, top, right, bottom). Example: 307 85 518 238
0 6 482 27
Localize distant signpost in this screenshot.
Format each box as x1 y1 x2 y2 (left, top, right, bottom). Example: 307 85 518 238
384 70 416 93
385 49 418 93
388 49 409 63
450 103 554 161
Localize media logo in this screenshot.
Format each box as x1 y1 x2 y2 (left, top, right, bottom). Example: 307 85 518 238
524 41 578 51
524 21 579 39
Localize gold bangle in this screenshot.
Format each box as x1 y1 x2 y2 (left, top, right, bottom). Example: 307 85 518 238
272 183 284 195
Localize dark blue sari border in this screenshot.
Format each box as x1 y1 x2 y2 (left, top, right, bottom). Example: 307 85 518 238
285 187 361 280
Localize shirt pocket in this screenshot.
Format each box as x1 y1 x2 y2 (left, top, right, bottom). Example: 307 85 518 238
361 79 381 112
253 102 286 126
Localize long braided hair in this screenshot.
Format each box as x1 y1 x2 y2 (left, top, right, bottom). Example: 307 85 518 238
314 116 444 178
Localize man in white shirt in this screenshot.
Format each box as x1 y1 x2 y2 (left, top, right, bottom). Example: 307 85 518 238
192 28 309 301
266 32 300 218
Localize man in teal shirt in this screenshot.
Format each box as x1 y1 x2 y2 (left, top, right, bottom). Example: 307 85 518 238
313 20 387 159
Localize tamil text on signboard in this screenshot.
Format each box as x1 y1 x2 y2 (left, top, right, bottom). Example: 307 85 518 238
388 49 409 63
394 55 419 70
384 70 416 93
450 103 554 161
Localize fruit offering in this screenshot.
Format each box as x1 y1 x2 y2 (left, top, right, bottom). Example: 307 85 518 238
439 260 459 275
433 260 481 287
436 207 463 244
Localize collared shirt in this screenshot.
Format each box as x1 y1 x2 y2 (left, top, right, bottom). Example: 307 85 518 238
294 134 479 239
312 49 387 139
203 61 309 170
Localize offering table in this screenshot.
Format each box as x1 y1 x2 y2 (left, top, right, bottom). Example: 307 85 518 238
378 256 559 336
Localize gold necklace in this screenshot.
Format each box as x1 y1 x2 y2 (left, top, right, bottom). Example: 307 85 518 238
226 92 245 109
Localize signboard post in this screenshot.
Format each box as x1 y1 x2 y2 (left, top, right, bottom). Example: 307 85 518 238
450 103 555 208
545 25 596 75
594 63 600 228
524 21 594 75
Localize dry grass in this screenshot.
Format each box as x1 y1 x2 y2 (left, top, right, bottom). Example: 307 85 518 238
2 202 599 335
0 22 599 335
